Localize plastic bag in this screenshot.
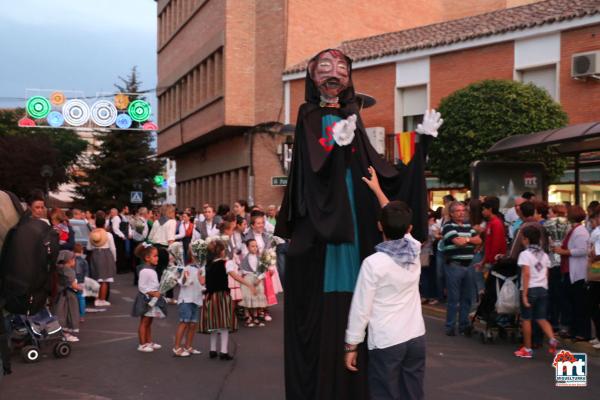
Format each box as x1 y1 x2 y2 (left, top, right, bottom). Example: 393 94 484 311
83 276 100 298
494 274 519 315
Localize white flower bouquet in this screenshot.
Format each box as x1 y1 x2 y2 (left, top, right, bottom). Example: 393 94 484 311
158 265 183 294
190 238 208 266
206 234 229 244
167 241 184 266
258 247 277 276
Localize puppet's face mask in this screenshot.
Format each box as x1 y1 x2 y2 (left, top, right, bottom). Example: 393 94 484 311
310 51 350 100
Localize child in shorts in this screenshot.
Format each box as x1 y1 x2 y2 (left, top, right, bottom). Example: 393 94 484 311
514 225 559 359
173 258 205 357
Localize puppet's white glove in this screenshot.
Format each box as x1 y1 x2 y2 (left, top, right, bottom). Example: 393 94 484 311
332 114 357 146
416 109 443 137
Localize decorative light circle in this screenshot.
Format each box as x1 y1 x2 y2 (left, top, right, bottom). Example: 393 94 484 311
90 100 118 127
116 113 132 129
128 100 151 122
62 99 90 126
47 111 64 127
26 96 51 119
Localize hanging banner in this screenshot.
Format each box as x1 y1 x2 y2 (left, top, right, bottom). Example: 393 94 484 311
395 131 416 166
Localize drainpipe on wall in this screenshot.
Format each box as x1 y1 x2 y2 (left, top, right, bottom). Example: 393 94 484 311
248 130 255 205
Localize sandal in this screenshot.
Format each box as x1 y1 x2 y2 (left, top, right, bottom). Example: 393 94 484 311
186 347 202 355
172 347 190 357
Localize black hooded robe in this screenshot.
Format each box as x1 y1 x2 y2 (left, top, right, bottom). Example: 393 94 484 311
275 51 430 400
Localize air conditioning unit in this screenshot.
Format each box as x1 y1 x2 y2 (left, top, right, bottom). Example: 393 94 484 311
571 51 600 78
365 127 385 155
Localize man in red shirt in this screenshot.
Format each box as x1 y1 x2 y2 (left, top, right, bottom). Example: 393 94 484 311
481 197 507 266
474 197 507 297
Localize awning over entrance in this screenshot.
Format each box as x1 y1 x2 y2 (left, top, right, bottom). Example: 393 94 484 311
487 122 600 155
486 122 600 205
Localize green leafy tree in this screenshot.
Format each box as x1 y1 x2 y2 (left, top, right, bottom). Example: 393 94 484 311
75 67 163 210
0 108 87 198
428 80 569 186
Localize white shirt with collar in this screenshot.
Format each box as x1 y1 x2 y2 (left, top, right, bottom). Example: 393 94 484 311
175 221 192 240
345 236 426 350
111 215 126 240
148 219 177 246
205 220 220 238
567 224 590 283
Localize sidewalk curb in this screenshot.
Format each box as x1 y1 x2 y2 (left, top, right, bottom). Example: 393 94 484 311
421 303 600 358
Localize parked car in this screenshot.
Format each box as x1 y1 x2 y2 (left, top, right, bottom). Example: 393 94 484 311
69 219 91 247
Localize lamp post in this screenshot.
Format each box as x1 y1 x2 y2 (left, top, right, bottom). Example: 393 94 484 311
40 164 53 199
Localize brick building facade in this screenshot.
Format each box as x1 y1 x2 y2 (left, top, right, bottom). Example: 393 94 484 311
156 0 575 209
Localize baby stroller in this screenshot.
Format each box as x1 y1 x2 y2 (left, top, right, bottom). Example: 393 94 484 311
10 308 71 363
471 259 521 344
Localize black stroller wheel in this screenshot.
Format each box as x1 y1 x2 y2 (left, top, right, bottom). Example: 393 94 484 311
21 345 40 363
54 342 71 358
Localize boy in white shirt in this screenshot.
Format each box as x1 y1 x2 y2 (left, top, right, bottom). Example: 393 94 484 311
514 225 559 359
344 201 426 400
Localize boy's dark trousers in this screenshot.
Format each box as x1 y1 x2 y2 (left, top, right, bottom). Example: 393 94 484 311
368 335 426 400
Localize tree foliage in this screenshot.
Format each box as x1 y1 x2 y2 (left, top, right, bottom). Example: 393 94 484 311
428 80 569 186
75 67 163 210
0 108 87 198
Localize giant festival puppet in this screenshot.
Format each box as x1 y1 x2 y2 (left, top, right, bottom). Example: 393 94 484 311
275 49 442 400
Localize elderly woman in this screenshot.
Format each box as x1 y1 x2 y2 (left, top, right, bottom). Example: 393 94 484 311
552 205 590 341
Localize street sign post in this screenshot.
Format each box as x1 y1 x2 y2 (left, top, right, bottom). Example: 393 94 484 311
271 176 288 186
130 191 143 204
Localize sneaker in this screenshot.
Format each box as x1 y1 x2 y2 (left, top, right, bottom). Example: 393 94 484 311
71 329 80 334
589 338 600 345
264 314 272 322
172 347 190 357
149 342 162 350
445 329 456 337
219 352 234 361
209 351 218 359
102 300 111 306
514 347 533 358
138 344 154 353
65 333 79 342
186 347 202 355
549 339 559 354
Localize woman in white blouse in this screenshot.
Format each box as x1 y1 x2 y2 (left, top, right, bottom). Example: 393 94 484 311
552 205 590 340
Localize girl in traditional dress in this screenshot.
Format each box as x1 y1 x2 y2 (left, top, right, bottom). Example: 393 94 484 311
87 211 116 307
54 250 81 342
240 239 267 327
132 244 166 353
199 240 254 360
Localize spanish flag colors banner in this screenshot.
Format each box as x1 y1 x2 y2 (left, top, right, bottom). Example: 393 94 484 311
395 131 416 166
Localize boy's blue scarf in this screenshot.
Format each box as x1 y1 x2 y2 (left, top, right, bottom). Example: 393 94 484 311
375 235 421 269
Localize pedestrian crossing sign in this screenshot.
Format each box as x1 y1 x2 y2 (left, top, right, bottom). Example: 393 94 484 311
130 191 143 204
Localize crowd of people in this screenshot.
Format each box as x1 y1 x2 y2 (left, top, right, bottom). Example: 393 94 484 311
25 194 286 359
422 191 600 357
